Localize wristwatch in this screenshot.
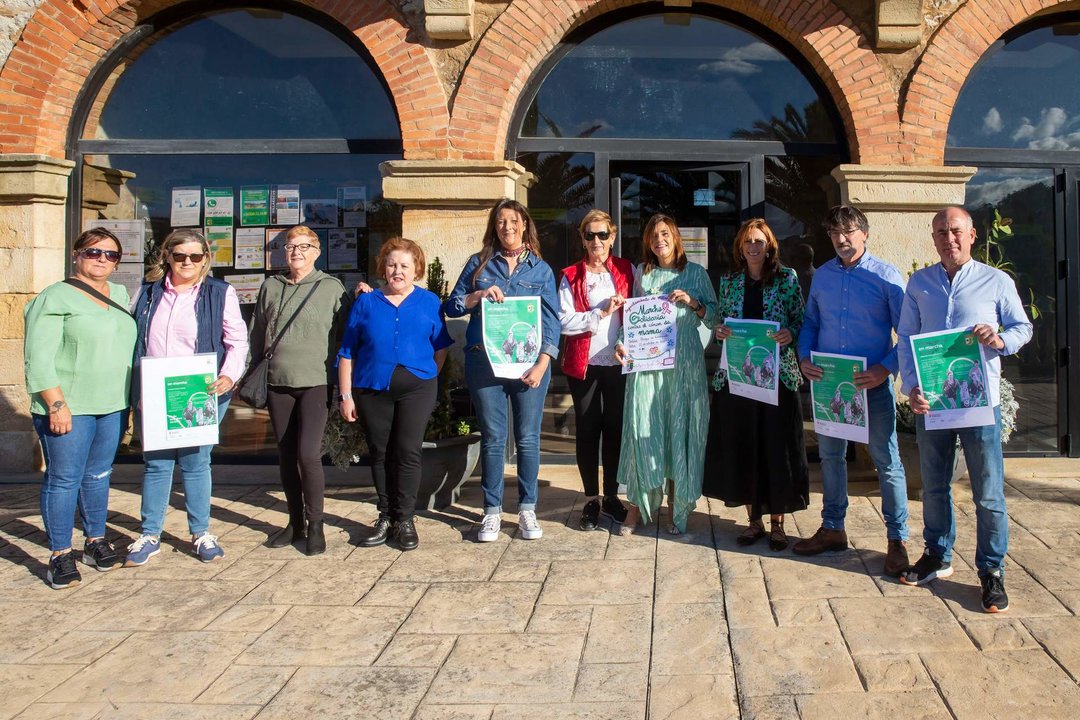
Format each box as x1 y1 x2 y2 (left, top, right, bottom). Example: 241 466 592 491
339 392 353 402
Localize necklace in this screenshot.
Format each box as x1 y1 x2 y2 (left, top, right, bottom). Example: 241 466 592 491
500 244 528 258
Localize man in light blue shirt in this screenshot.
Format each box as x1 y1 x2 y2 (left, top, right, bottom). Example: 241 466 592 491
794 206 910 577
897 206 1032 613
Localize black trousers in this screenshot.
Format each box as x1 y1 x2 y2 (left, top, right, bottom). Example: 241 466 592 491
566 363 626 498
355 366 437 522
267 385 330 524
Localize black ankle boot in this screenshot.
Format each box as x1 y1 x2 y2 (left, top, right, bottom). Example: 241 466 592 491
305 520 326 556
268 521 305 548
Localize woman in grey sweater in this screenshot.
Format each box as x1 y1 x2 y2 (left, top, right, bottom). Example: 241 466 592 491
249 226 351 555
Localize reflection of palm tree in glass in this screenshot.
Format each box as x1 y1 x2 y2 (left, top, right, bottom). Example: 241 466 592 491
733 99 835 235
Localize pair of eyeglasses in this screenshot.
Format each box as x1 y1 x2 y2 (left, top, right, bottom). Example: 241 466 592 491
284 243 317 253
827 228 861 239
171 252 206 263
78 247 122 262
584 231 611 241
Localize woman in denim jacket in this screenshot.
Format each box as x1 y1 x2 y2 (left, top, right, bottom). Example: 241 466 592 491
444 199 560 543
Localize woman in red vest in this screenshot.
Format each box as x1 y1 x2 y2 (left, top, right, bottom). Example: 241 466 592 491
558 210 635 530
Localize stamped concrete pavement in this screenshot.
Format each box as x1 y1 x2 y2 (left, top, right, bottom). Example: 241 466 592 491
0 458 1078 719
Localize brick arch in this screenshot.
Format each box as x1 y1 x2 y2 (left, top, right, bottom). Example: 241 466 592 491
903 0 1066 164
0 0 448 159
450 0 901 163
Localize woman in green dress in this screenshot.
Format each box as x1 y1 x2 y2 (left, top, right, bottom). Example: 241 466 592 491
616 214 718 535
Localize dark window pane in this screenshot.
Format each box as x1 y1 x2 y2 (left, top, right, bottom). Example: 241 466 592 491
950 23 1080 150
89 9 398 140
522 13 838 142
518 152 595 276
763 154 843 300
964 168 1057 453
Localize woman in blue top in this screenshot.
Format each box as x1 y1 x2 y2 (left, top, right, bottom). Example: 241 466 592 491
444 198 560 543
338 237 453 551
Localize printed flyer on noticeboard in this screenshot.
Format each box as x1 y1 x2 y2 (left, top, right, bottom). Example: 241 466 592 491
620 294 677 374
170 187 201 227
482 296 542 379
910 327 994 430
140 353 220 451
722 317 780 406
203 187 234 227
810 351 869 444
240 186 270 226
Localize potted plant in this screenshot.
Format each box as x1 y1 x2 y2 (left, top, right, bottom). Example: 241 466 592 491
894 377 1018 499
321 257 481 509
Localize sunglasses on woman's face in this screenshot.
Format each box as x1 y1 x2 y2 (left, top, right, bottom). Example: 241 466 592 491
78 247 122 263
171 252 206 264
583 231 611 241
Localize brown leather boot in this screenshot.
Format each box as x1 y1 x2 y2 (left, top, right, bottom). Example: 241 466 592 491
792 527 848 556
883 539 910 577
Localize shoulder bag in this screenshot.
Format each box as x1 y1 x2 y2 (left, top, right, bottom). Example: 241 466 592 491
236 279 324 409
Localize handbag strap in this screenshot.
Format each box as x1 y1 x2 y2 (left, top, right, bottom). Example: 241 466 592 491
263 279 324 360
64 278 134 317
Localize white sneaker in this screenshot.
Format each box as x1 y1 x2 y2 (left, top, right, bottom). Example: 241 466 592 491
518 510 543 540
477 513 501 542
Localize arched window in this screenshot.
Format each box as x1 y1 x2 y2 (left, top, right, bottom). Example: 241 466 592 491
511 9 845 282
70 5 403 458
947 17 1080 455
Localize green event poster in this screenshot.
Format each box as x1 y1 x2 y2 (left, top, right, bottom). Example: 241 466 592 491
810 351 868 443
164 373 218 431
723 317 780 405
240 185 270 226
910 327 994 429
481 296 542 379
203 187 234 227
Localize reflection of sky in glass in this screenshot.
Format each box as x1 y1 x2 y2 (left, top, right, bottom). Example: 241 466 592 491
523 14 835 141
950 25 1080 149
95 10 398 140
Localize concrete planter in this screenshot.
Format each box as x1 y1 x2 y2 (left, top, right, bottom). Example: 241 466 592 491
417 432 482 510
896 432 968 500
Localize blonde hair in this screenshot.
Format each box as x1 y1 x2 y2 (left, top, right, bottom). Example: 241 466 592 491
145 228 211 283
286 225 320 244
577 209 617 260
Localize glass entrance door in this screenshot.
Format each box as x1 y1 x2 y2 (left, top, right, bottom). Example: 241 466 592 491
610 161 748 283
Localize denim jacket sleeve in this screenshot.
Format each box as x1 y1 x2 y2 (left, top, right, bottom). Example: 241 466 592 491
444 254 482 319
534 260 561 359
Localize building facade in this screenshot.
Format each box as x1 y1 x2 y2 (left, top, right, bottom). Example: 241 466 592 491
1 0 1078 469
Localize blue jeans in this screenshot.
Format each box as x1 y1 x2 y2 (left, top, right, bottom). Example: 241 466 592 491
465 350 549 515
916 405 1006 576
818 382 908 540
139 398 229 537
34 410 126 552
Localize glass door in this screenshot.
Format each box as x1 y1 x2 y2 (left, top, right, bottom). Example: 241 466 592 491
610 161 748 283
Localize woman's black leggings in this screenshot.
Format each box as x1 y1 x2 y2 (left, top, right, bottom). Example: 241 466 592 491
355 366 437 522
567 364 625 497
267 385 330 524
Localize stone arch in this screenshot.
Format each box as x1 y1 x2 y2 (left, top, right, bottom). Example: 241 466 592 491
902 0 1067 164
0 0 449 159
449 0 901 163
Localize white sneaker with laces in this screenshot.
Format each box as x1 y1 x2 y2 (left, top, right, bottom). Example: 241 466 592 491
477 513 501 542
518 510 543 540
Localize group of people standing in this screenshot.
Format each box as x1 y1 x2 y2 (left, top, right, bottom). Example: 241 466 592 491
24 197 1031 614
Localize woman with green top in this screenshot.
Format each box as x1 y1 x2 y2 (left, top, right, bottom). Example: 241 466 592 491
615 214 718 536
249 225 350 555
23 227 137 589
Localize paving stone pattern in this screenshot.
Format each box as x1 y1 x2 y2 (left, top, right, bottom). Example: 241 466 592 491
0 459 1078 719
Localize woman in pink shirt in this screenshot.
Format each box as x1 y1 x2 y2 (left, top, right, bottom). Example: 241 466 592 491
125 229 249 566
